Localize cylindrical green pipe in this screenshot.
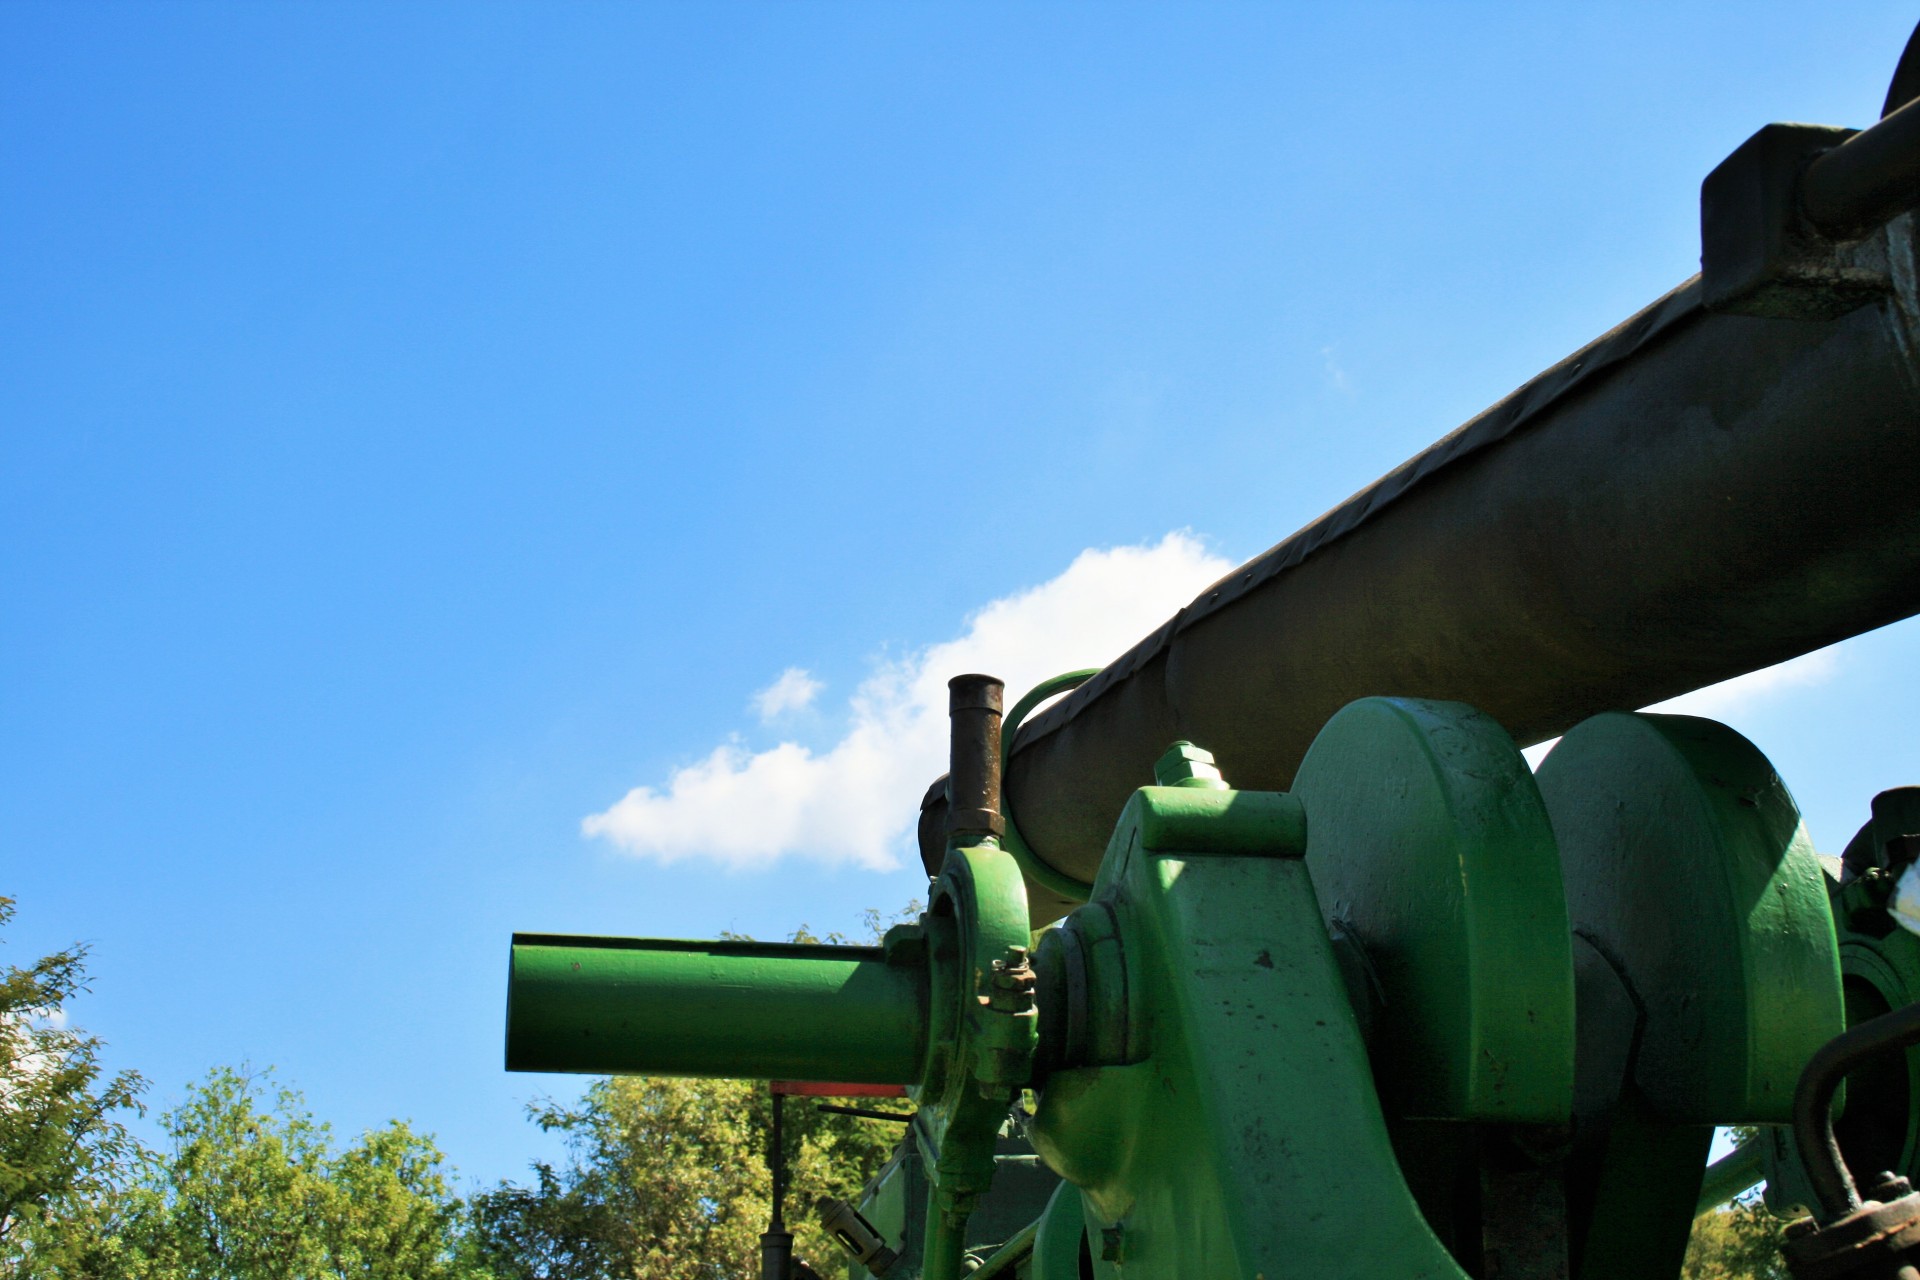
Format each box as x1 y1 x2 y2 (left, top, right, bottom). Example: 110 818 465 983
506 933 928 1083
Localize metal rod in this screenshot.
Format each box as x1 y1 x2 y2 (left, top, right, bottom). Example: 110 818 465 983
761 1090 791 1280
1792 1000 1920 1220
962 1217 1041 1280
771 1090 787 1232
1696 1133 1767 1216
1803 92 1920 238
814 1103 915 1123
947 674 1005 847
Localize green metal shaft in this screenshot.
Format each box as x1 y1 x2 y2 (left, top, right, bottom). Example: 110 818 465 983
506 934 928 1083
1697 1135 1766 1216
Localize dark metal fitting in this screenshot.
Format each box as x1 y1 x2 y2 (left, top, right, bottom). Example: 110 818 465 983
947 674 1006 847
1792 1000 1920 1221
1782 1191 1920 1280
948 808 1005 838
1701 122 1891 320
1803 93 1920 240
1869 1175 1916 1204
991 944 1031 974
947 675 1005 714
981 947 1037 1014
1873 790 1920 870
820 1200 900 1275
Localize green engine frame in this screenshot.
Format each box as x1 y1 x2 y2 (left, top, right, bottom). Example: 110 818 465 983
507 694 1871 1280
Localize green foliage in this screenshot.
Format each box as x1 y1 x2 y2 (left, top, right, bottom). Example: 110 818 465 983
469 1076 902 1280
1684 1200 1790 1280
110 1066 481 1280
1683 1129 1788 1280
0 896 147 1269
2 901 922 1279
13 1064 483 1279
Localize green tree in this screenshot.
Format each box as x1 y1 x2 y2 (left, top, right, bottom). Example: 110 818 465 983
0 896 147 1270
1684 1200 1789 1280
108 1067 481 1280
470 1076 902 1280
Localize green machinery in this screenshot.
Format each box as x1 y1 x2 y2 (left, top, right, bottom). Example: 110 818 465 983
507 27 1920 1280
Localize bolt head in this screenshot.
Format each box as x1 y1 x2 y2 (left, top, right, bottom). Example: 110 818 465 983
1154 740 1228 788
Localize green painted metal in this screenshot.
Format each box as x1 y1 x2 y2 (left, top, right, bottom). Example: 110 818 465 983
1534 713 1843 1122
1028 1183 1086 1280
959 1217 1038 1280
504 934 927 1082
914 843 1039 1280
1150 741 1229 790
1131 784 1306 858
1289 697 1577 1123
1699 1134 1767 1215
505 696 1870 1278
1027 782 1469 1279
851 1130 1063 1280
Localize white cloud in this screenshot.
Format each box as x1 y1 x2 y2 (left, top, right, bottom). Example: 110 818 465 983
582 532 1233 871
1641 646 1840 718
752 667 823 721
1525 644 1844 770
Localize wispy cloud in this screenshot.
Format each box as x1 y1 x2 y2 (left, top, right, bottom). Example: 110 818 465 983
582 533 1233 871
1320 345 1353 394
1641 647 1840 718
752 668 823 721
1523 644 1844 768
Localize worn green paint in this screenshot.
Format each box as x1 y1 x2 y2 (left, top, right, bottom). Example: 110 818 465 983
1290 697 1577 1123
503 696 1862 1278
916 843 1041 1280
1131 785 1306 858
1028 784 1469 1280
504 934 926 1082
1535 713 1843 1122
1028 1182 1088 1280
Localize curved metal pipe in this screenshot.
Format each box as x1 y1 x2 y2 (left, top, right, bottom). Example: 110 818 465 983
1805 93 1920 239
1792 1000 1920 1221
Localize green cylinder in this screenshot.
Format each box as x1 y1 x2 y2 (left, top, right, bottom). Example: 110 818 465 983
506 933 928 1083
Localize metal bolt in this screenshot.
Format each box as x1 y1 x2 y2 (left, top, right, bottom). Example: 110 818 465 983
980 946 1037 1014
1153 740 1229 790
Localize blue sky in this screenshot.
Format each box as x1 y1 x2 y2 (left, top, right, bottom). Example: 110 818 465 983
7 2 1920 1188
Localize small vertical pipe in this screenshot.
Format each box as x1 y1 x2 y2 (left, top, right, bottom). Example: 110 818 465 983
760 1090 792 1280
947 674 1006 848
